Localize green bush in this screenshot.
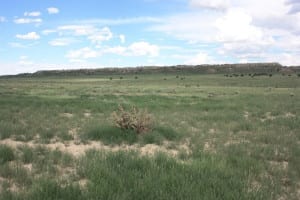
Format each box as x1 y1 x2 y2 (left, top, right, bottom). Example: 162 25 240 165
0 145 15 164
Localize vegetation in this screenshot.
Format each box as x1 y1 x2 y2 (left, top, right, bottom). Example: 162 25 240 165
0 71 299 199
3 62 300 78
111 105 153 134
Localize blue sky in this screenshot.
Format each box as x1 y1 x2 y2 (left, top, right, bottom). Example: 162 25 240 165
0 0 300 75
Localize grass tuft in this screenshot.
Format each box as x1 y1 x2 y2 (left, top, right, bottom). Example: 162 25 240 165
0 145 15 164
83 125 138 145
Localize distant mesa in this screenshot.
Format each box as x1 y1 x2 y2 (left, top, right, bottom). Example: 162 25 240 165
1 63 300 78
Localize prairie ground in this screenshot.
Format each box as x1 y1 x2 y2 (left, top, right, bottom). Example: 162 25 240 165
0 74 299 199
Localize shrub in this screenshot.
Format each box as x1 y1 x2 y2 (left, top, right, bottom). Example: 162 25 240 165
0 145 15 164
111 105 153 134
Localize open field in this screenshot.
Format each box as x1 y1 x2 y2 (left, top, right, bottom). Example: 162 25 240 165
0 74 299 199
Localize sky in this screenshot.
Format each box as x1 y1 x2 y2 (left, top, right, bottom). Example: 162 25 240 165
0 0 300 75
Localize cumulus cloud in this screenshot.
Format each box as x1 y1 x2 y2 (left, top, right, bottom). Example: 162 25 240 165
215 8 263 42
16 32 40 40
14 18 42 24
24 11 41 17
149 0 300 65
47 7 59 14
286 0 300 14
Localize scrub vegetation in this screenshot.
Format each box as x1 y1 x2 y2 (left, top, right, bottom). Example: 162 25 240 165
0 71 299 199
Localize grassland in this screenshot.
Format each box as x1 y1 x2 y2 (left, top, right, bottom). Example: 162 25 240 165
0 73 299 199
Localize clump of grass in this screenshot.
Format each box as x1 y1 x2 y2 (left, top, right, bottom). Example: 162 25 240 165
0 145 15 164
142 127 181 145
19 145 34 164
83 125 138 145
111 105 153 134
25 178 83 200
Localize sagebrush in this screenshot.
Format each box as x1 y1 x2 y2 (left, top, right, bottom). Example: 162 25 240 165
111 105 153 134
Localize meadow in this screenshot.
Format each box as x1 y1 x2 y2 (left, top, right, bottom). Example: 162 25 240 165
0 73 299 199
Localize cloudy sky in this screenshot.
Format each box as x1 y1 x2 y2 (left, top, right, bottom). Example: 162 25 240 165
0 0 299 75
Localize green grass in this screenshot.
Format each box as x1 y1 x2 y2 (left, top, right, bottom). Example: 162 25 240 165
0 145 15 164
82 125 181 145
0 73 299 199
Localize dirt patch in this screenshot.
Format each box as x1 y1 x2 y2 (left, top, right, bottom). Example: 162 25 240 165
248 180 261 193
0 139 188 158
84 112 91 118
23 164 33 172
78 179 89 189
261 112 276 122
208 128 216 134
269 160 289 171
244 111 250 120
203 141 216 153
284 112 296 118
0 139 35 148
224 139 250 147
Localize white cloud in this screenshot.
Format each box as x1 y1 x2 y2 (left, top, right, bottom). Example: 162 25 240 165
185 52 216 65
66 47 99 59
119 34 126 43
88 27 113 44
189 0 229 10
0 16 6 22
24 11 41 17
14 18 42 24
215 9 263 42
47 7 59 14
150 12 219 43
128 42 159 57
16 32 40 40
148 0 300 65
56 25 113 44
49 38 76 46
